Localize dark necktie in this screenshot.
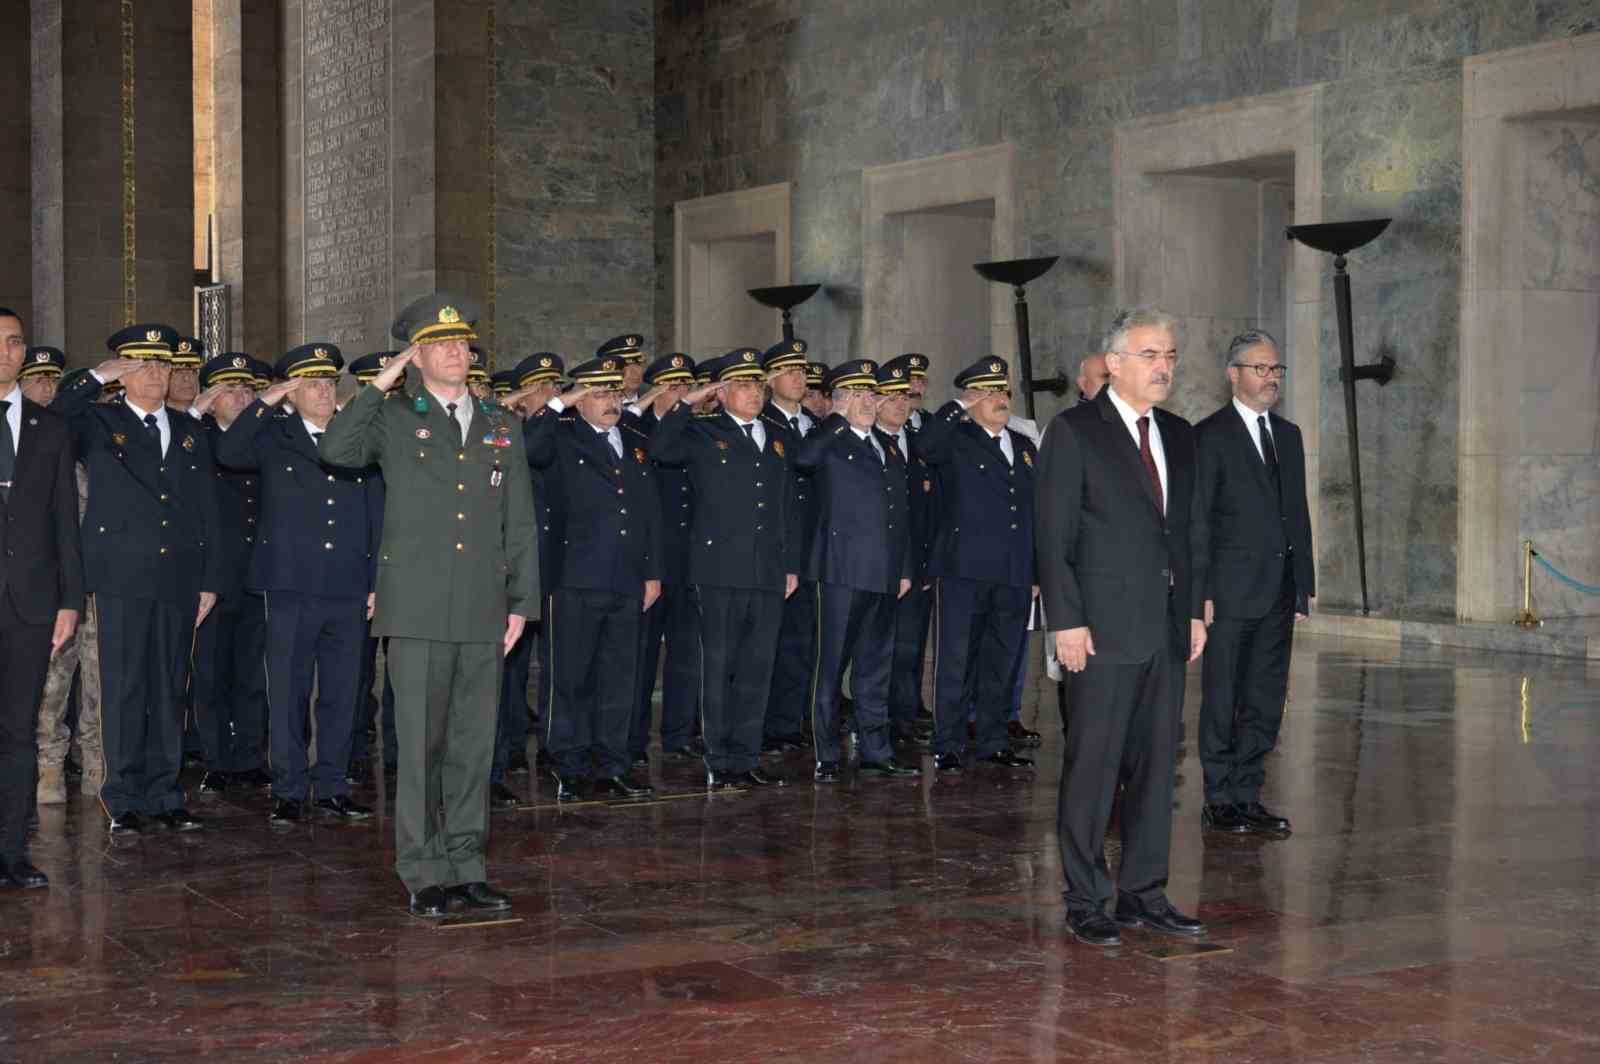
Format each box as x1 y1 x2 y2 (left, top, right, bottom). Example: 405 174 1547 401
0 400 14 501
311 431 323 449
1137 415 1163 513
789 415 801 437
143 412 161 454
446 403 464 448
740 422 761 453
1257 415 1281 500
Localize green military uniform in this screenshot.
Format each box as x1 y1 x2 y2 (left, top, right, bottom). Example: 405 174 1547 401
319 294 538 898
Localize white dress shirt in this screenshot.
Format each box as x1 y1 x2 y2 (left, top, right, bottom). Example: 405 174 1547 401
728 412 766 451
1106 385 1166 514
600 425 622 459
1232 396 1273 462
989 427 1014 466
124 396 172 457
301 417 329 445
769 400 811 438
428 387 474 444
1 382 21 454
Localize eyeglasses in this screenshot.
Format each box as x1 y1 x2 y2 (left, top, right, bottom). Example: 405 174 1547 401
1231 362 1287 379
1114 348 1180 368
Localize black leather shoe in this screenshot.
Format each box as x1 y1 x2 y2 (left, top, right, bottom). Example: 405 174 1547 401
236 767 273 789
858 759 920 779
934 752 964 774
3 859 50 889
915 706 934 722
592 776 654 800
706 770 740 792
489 782 524 809
198 771 231 794
688 736 708 756
552 773 585 802
1239 801 1291 833
740 768 785 787
313 796 373 820
1114 897 1205 937
408 885 448 918
1202 803 1252 834
978 750 1035 769
760 736 805 755
813 761 840 783
450 881 511 911
155 809 205 832
345 760 370 785
269 797 303 824
630 752 650 769
1008 720 1043 747
665 744 702 760
508 750 530 774
107 812 145 835
1067 910 1122 947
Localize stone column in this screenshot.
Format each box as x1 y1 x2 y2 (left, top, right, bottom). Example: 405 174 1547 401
1 3 30 324
33 0 194 362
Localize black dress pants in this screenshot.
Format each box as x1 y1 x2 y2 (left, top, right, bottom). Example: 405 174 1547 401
193 590 268 773
97 593 195 817
697 585 783 775
765 579 816 743
1199 566 1295 806
1057 637 1182 914
809 582 895 764
931 577 1029 757
0 591 52 857
546 587 639 780
263 591 365 802
889 581 932 728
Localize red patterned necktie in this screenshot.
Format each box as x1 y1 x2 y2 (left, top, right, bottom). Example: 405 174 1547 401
1138 415 1163 512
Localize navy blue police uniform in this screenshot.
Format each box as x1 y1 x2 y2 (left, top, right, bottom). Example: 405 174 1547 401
215 344 382 821
880 355 935 740
192 354 269 789
917 357 1038 766
760 338 821 751
629 353 702 763
647 348 801 786
523 355 661 799
793 360 918 780
52 325 222 831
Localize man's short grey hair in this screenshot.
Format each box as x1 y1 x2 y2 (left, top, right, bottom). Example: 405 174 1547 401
1225 329 1279 367
1101 307 1179 355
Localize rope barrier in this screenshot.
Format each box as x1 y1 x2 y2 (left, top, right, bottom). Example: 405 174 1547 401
1532 550 1600 596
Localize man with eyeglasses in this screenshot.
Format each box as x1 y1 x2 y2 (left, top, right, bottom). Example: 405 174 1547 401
1194 330 1312 841
1036 306 1209 947
794 361 919 782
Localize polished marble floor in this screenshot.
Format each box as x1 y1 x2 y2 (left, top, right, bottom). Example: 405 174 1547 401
4 633 1600 1062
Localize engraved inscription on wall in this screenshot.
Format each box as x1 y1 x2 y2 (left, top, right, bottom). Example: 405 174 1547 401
303 0 388 345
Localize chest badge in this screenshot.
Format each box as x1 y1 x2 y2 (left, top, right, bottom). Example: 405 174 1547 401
772 440 785 457
181 436 195 452
1022 451 1033 467
633 447 647 464
415 428 432 440
112 432 127 446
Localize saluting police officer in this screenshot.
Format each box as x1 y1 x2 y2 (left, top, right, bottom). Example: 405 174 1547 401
18 346 65 406
216 344 381 824
630 353 703 763
649 348 801 788
794 360 919 782
188 354 269 793
802 361 831 420
54 325 222 834
917 357 1039 774
321 293 537 917
761 338 817 754
875 356 935 745
524 355 661 802
599 334 648 405
167 337 205 414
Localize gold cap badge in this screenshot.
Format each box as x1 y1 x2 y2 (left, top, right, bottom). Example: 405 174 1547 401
439 306 461 324
145 329 161 342
539 356 552 368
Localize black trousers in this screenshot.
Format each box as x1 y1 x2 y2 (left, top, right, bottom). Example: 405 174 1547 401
698 585 784 775
491 625 532 784
355 635 399 768
1200 568 1295 806
193 590 268 773
1058 637 1182 913
631 582 699 756
809 582 895 764
97 593 195 817
546 587 639 780
263 591 365 801
931 577 1030 757
765 579 816 743
889 581 932 727
0 591 52 858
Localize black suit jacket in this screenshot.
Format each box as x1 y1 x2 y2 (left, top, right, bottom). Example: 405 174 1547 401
0 396 85 623
54 374 222 605
915 399 1037 588
794 413 912 594
1194 404 1314 618
1034 389 1207 664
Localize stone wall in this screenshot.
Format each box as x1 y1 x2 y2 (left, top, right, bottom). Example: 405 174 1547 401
654 0 1600 618
1 3 31 326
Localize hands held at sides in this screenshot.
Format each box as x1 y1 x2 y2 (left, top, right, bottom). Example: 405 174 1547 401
1055 627 1095 673
51 609 79 657
1189 618 1207 663
643 579 661 612
785 574 798 599
196 592 217 628
503 614 525 657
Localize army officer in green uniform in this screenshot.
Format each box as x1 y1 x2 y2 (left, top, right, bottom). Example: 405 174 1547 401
319 293 538 918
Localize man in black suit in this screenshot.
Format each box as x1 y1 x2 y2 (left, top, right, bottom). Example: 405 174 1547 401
1195 330 1312 839
1035 307 1209 947
54 325 221 835
0 308 82 888
794 360 919 782
648 348 801 788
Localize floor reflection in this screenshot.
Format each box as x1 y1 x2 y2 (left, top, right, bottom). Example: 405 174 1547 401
4 633 1600 1062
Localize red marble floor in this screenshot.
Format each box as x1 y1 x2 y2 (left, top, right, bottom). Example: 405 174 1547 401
4 633 1600 1062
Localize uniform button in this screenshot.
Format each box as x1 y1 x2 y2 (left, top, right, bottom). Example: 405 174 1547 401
160 494 169 502
1010 523 1017 530
457 513 465 520
327 498 334 505
621 508 628 515
98 526 105 533
680 522 688 528
161 519 169 527
324 542 333 550
458 453 465 461
326 474 334 482
357 477 363 484
457 484 465 491
617 488 624 495
755 482 763 487
159 547 168 555
706 540 714 546
285 466 293 472
757 502 764 508
456 543 464 551
620 529 628 536
247 517 255 524
327 519 335 526
247 497 255 503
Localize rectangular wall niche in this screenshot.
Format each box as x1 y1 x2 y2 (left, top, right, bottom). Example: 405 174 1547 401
673 182 792 359
878 201 995 408
1460 36 1600 621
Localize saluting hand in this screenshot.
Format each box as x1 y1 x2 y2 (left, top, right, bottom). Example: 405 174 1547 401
259 377 302 407
191 383 226 416
92 357 145 383
371 346 415 392
196 592 218 628
680 381 723 407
